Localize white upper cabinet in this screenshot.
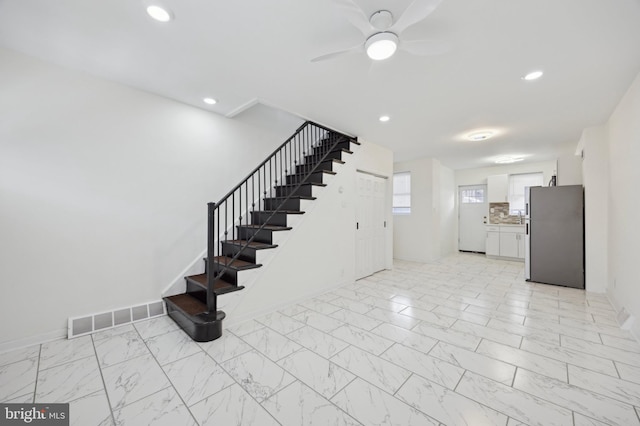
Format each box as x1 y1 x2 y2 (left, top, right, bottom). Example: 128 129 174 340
487 174 508 202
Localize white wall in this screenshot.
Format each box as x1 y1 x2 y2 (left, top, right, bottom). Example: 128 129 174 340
393 158 434 262
438 164 456 256
455 160 558 187
605 71 640 340
393 157 455 262
580 126 609 294
0 47 304 347
221 140 394 324
557 154 583 186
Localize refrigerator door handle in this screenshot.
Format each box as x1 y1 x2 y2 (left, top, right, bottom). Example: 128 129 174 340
525 223 529 235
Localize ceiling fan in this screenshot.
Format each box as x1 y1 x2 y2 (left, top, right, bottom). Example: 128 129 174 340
311 0 446 63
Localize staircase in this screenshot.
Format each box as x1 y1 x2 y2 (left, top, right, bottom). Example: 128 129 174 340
163 122 358 341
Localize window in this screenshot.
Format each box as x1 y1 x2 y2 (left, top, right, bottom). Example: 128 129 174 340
460 188 485 204
393 172 411 214
508 172 544 214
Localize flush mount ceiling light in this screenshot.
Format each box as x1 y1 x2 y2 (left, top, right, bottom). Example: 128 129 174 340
467 131 494 141
495 156 524 164
365 32 399 61
379 115 390 122
522 70 544 81
146 5 172 22
203 97 217 105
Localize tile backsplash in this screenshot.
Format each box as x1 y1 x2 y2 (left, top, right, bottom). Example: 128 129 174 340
489 202 523 224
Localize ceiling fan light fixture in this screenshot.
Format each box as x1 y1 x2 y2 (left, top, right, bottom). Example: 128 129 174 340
522 70 544 81
365 32 398 60
146 5 172 22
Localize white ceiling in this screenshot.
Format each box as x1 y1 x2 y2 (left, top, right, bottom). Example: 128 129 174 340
1 0 639 169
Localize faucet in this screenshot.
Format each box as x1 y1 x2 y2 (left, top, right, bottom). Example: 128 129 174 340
517 210 523 224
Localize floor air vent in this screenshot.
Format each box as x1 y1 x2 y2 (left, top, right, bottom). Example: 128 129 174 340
68 300 166 338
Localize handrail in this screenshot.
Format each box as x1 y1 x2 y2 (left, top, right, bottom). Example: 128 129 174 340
213 121 348 208
204 121 353 313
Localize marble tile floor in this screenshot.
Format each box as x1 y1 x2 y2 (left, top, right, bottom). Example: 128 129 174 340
2 253 640 425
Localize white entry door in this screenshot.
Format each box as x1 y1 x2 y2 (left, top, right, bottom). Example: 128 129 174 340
356 172 387 279
458 184 488 252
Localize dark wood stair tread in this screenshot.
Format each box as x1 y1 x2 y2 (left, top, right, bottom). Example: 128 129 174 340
253 210 305 215
224 240 278 249
238 224 292 231
304 158 345 165
211 256 262 270
165 294 207 316
289 170 336 177
276 182 326 189
264 195 316 201
186 274 246 294
326 147 353 154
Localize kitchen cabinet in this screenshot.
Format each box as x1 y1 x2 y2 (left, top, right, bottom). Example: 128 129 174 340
500 231 520 258
486 225 525 260
485 226 500 256
488 174 508 202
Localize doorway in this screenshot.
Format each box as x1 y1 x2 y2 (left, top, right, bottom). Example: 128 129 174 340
356 171 387 279
458 184 488 253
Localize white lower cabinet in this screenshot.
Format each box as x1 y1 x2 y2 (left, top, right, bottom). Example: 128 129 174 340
486 230 500 256
499 231 519 258
486 225 525 260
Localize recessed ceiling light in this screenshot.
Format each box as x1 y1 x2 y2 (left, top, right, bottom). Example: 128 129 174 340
522 70 543 81
146 5 172 22
379 115 390 122
467 131 494 141
203 97 217 105
495 156 524 164
366 32 399 61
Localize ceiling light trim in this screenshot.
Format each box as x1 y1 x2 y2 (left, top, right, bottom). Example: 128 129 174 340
494 156 524 164
365 32 399 61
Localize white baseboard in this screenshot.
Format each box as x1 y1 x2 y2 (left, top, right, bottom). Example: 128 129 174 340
0 328 66 355
605 289 640 344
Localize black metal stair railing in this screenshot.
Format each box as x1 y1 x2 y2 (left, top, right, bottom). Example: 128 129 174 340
205 121 352 313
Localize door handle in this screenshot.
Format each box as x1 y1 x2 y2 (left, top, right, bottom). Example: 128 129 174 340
356 222 359 230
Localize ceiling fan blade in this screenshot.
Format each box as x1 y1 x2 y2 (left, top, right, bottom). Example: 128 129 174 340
391 0 443 34
333 0 374 35
400 39 449 56
310 44 363 63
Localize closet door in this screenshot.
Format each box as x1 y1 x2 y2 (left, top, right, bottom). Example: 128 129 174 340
356 172 387 279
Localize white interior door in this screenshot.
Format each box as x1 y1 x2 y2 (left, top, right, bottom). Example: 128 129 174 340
372 176 386 273
458 184 488 252
356 172 387 279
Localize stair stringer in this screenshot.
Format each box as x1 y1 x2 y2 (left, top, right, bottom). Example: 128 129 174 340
217 148 361 326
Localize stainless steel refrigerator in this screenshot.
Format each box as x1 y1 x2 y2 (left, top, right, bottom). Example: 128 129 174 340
524 185 584 288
